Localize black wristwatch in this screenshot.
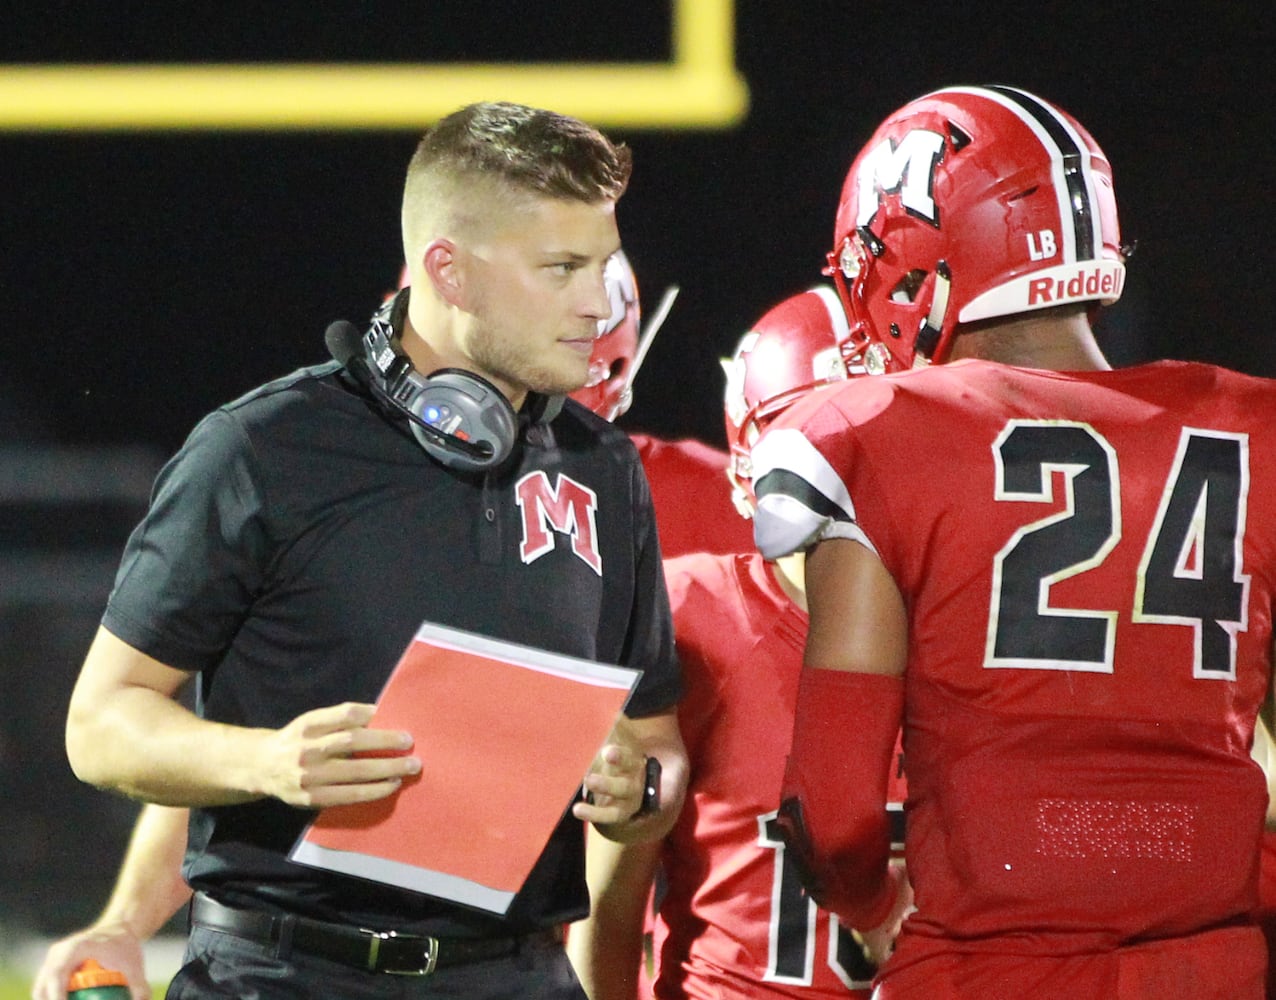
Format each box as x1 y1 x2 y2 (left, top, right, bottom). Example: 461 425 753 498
632 756 662 818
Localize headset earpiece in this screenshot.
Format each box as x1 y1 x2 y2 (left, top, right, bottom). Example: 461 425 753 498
401 367 517 471
324 295 519 473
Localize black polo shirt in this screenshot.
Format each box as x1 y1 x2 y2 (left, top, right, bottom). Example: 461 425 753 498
102 361 680 937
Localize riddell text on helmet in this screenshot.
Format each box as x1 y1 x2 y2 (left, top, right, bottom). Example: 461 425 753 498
1027 265 1124 307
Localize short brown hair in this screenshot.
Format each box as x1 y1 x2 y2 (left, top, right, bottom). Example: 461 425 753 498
410 101 631 202
402 102 631 254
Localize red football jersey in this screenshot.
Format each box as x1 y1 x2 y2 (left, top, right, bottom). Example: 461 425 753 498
1258 830 1276 999
653 551 906 999
631 433 755 557
752 359 1276 996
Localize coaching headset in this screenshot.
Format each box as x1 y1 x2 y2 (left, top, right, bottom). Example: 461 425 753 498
325 288 519 473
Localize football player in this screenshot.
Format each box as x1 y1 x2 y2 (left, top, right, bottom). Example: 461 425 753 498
754 85 1276 998
568 285 911 1000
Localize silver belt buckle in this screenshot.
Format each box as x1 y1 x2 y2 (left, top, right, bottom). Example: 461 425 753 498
363 929 440 976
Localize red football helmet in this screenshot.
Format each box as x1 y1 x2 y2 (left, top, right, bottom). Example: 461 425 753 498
723 285 857 515
571 249 641 421
828 84 1125 373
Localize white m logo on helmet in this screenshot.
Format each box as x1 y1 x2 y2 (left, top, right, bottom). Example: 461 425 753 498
855 129 946 228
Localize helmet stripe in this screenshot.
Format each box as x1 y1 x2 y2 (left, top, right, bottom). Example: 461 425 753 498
938 85 1098 265
985 85 1095 262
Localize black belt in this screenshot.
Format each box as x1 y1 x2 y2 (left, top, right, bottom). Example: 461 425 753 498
190 892 554 976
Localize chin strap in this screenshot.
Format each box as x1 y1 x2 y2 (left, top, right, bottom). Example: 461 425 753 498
914 260 952 364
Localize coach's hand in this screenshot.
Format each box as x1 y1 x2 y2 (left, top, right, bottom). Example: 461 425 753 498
575 709 687 843
574 743 647 825
31 922 150 1000
258 703 421 808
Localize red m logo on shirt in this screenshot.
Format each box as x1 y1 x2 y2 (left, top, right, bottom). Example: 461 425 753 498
515 471 602 575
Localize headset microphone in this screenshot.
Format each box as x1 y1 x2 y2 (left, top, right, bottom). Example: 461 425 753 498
324 315 517 473
324 319 378 379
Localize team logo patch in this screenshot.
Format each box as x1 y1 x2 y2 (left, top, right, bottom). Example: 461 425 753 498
515 471 602 575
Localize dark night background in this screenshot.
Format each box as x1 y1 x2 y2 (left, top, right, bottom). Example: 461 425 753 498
0 2 1270 939
2 4 1271 452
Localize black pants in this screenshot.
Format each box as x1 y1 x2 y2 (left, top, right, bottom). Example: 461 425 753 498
166 925 588 999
